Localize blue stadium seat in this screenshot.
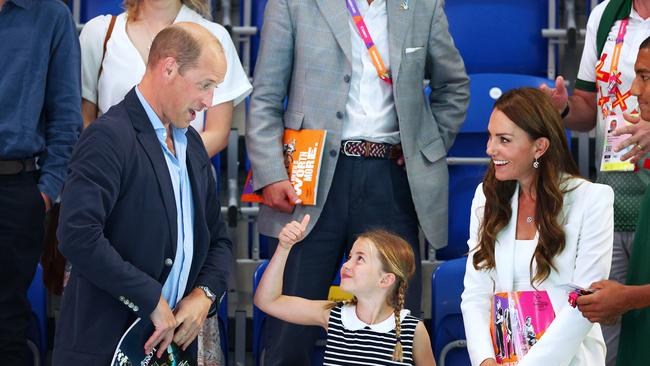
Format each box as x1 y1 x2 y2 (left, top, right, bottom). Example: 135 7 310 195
435 73 555 260
249 0 550 75
247 0 269 75
78 0 123 23
463 73 556 130
431 257 470 366
445 0 549 76
27 264 47 364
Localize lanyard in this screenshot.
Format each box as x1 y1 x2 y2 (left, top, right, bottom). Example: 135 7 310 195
345 0 393 85
600 18 629 116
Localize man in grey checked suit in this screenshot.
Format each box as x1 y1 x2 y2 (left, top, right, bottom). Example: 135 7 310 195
246 0 469 363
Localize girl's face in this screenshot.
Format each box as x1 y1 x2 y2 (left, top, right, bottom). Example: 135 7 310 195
486 109 538 183
340 238 385 296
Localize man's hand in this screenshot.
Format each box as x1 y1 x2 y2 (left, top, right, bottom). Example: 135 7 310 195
40 192 51 213
278 215 310 249
576 280 632 324
172 288 213 350
613 113 650 163
262 180 301 213
396 154 405 168
145 296 177 357
540 75 569 113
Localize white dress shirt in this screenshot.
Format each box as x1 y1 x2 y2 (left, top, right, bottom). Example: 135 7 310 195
343 0 400 144
135 87 194 309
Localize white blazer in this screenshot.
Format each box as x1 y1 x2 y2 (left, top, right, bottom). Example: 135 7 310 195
461 177 613 366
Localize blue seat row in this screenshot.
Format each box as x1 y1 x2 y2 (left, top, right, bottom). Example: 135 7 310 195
27 264 47 365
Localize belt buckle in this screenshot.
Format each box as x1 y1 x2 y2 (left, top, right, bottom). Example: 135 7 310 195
343 140 363 157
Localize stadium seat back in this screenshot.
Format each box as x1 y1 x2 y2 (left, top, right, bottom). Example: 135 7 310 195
431 257 470 366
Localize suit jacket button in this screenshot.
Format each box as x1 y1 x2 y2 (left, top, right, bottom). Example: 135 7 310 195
165 258 173 267
343 74 351 83
119 296 125 302
133 306 139 312
336 111 344 119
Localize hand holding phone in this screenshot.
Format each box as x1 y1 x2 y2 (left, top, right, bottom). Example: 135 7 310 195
558 284 595 308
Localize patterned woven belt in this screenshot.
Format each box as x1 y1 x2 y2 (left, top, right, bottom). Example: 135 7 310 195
340 140 402 160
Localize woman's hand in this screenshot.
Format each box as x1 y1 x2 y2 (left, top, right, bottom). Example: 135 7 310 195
480 358 498 366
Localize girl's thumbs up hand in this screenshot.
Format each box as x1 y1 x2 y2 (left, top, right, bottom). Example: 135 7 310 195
278 215 310 249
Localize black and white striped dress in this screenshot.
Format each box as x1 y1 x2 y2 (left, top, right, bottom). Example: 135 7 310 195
323 304 419 365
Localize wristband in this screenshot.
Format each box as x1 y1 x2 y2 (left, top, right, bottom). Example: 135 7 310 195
561 102 570 119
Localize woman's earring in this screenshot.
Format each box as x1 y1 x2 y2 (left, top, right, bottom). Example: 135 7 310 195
533 157 540 169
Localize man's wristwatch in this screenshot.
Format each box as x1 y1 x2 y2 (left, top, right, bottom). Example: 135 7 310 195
197 285 217 303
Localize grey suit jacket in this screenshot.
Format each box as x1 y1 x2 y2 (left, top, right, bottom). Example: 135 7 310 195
246 0 469 249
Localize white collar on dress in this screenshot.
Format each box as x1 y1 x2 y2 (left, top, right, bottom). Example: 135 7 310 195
340 304 410 333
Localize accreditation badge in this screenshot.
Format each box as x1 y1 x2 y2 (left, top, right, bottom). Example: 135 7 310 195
600 114 635 172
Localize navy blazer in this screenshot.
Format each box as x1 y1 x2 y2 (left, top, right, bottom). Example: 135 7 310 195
53 88 232 364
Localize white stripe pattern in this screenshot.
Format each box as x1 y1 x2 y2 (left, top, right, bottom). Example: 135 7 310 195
323 305 419 365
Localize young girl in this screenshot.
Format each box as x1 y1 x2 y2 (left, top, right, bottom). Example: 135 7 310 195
254 215 436 365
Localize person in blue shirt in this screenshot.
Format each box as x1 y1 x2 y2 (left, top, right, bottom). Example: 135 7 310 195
0 0 81 363
53 22 233 364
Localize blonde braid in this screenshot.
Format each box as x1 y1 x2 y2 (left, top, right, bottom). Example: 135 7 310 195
392 281 407 362
325 296 357 310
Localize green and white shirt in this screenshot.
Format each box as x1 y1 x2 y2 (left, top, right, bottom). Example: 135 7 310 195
576 0 650 231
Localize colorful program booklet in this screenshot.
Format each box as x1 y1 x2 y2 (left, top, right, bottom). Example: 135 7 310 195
111 318 195 366
490 291 556 365
242 129 327 206
600 114 635 172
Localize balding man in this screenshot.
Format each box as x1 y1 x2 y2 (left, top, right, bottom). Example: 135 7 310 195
52 23 232 364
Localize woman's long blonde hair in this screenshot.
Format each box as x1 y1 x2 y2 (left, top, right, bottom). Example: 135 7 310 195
123 0 211 20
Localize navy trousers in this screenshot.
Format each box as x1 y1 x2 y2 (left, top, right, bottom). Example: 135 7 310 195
263 155 421 366
0 171 45 365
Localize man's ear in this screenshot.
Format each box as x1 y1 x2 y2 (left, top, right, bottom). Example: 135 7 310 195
379 273 396 289
160 57 177 80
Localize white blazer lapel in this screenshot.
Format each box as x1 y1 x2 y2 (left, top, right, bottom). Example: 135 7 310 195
558 176 583 226
494 183 519 292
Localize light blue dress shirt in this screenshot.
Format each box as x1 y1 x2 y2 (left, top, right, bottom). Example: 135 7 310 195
135 87 194 308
